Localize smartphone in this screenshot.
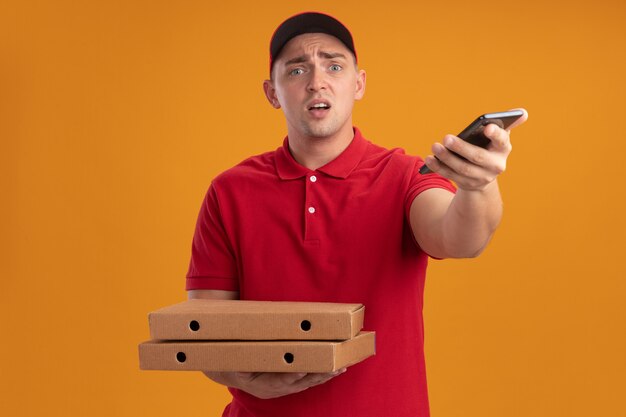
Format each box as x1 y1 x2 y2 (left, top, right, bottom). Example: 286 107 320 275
419 110 524 174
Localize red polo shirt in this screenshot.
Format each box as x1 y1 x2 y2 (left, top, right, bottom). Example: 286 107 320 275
186 128 456 417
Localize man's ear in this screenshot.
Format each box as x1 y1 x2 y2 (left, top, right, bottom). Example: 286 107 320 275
354 69 366 101
263 80 281 109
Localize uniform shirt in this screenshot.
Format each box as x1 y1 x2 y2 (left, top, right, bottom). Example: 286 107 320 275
187 127 456 417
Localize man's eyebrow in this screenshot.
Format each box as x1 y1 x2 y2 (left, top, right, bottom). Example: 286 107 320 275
318 51 348 60
283 51 349 66
284 55 308 66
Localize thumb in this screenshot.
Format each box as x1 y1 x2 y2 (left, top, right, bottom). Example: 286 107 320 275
234 372 257 381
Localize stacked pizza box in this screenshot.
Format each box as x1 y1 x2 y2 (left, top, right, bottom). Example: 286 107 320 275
138 299 376 372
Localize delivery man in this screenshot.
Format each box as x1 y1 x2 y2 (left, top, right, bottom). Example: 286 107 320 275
185 11 527 417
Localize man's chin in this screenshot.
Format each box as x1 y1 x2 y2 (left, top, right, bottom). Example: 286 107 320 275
301 122 341 139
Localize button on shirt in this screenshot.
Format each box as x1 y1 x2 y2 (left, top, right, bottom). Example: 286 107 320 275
186 127 456 417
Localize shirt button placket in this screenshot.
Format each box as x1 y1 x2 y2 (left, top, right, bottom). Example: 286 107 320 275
305 173 319 241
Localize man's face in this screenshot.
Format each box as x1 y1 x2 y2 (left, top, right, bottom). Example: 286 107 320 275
264 33 366 141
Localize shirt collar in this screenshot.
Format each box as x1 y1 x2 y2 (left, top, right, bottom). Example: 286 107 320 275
275 127 369 180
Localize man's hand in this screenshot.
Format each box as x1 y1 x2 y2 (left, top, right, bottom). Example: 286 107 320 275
203 369 347 399
423 108 528 190
189 292 346 399
412 109 528 258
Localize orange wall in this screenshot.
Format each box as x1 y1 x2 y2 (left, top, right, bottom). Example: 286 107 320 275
1 1 625 416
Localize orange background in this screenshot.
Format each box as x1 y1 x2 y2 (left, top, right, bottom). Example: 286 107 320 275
1 0 625 416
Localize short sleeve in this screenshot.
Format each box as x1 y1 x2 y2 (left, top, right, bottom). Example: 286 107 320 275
404 158 457 221
185 184 239 291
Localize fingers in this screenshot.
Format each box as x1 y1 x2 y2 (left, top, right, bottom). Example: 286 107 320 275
278 372 308 385
428 138 503 190
235 372 263 382
292 369 347 390
422 109 526 188
482 124 512 153
432 137 503 175
428 155 495 190
233 369 347 399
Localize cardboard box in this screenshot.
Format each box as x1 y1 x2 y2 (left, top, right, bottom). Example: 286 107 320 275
139 331 375 372
148 299 365 341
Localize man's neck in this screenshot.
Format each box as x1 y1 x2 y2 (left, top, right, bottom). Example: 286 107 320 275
287 126 355 170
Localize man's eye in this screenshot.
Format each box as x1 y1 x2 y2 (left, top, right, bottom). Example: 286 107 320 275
290 68 304 76
329 64 342 72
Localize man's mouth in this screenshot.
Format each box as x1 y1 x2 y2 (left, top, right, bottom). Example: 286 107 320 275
308 102 331 111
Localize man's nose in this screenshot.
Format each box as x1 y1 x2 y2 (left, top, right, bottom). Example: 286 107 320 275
307 67 327 92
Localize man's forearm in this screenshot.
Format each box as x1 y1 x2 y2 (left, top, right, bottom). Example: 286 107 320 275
441 180 503 258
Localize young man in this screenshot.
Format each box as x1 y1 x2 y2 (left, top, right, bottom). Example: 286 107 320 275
186 12 527 417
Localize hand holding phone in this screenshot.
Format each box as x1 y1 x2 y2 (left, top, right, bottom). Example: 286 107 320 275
419 110 524 175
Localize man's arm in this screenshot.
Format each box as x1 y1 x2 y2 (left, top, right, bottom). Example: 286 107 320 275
188 289 346 399
410 109 528 259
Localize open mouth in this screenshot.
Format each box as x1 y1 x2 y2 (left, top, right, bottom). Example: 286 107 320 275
308 102 331 111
